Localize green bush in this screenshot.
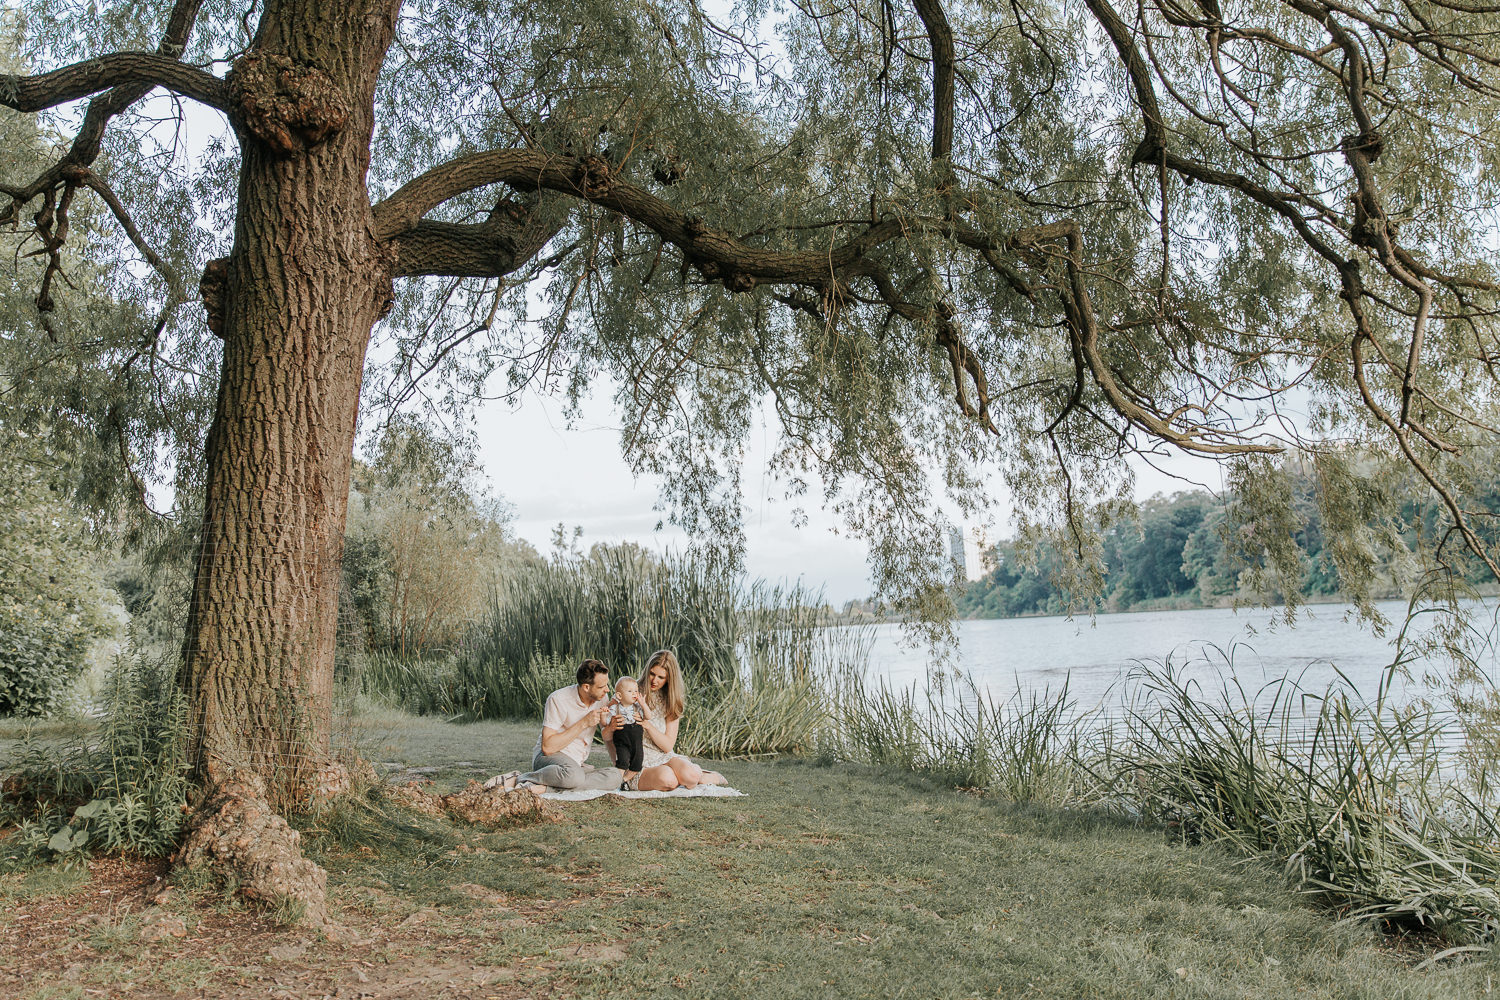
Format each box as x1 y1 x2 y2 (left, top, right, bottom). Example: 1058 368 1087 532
0 429 113 716
0 652 190 869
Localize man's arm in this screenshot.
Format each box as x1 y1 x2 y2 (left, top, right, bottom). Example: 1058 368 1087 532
540 705 603 757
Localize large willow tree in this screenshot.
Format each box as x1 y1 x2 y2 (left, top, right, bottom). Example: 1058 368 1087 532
3 0 1498 801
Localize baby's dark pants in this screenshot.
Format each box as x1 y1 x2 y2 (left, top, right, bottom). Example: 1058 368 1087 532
614 723 644 772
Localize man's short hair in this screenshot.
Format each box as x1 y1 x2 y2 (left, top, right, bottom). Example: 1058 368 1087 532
576 659 608 685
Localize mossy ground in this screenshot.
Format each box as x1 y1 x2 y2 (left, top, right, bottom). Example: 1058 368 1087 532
1 715 1497 998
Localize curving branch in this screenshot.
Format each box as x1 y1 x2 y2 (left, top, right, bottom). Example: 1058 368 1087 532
73 167 184 297
374 149 910 287
1011 220 1281 455
387 198 567 278
1 0 207 229
1081 0 1500 578
0 52 227 115
854 259 999 433
65 0 206 170
1082 0 1165 163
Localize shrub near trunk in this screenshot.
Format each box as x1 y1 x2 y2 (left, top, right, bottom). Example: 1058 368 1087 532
0 430 113 717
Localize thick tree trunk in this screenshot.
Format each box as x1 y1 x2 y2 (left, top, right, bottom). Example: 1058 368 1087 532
180 0 398 807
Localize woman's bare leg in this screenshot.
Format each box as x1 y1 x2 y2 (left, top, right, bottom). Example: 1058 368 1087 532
668 757 727 788
637 764 679 792
667 757 702 788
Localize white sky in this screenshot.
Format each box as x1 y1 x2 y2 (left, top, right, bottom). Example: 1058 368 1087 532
464 384 1231 605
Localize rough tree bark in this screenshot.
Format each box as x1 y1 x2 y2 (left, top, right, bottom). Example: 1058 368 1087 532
178 0 399 808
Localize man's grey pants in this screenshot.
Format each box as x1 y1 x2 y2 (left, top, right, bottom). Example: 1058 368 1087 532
522 751 622 791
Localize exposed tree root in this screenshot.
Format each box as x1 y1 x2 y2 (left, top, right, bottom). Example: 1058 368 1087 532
174 771 331 929
170 772 554 933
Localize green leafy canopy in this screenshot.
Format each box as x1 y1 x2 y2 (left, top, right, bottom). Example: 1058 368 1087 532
5 0 1500 633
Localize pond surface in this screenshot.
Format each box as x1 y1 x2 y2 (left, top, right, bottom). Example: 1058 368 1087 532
864 599 1499 716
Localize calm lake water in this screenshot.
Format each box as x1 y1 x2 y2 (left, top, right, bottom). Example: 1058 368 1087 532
864 599 1500 715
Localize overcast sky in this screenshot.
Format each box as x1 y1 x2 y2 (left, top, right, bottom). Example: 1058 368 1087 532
461 384 1230 605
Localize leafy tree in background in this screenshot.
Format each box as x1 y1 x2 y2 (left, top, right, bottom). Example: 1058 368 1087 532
0 38 121 715
1114 494 1208 606
3 0 1500 816
0 22 215 529
956 460 1480 618
0 425 112 715
342 415 522 658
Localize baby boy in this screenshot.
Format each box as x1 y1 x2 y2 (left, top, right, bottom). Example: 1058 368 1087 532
607 676 645 790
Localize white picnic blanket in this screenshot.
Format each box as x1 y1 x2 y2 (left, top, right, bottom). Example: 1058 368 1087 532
539 784 745 802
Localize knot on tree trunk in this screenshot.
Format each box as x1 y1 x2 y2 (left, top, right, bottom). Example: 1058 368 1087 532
199 256 228 337
723 270 757 293
573 154 614 198
1341 129 1384 165
227 53 350 156
175 770 330 928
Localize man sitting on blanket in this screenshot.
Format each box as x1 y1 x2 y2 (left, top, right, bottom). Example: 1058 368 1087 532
513 659 624 793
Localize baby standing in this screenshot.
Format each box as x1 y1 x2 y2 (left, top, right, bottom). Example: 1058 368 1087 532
607 676 645 790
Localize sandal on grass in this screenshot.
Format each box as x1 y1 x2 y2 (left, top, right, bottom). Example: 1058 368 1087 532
482 770 522 792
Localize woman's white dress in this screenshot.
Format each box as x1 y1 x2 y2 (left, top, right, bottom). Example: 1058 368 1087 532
640 698 681 768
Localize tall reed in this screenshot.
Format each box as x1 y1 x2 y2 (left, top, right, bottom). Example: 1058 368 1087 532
1103 663 1499 944
831 650 1500 946
831 672 1100 804
356 549 873 757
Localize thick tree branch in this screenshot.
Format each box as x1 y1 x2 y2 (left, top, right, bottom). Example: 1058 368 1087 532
1082 0 1165 163
853 259 999 434
1 0 206 227
0 52 227 114
387 200 566 278
63 0 207 167
911 0 956 165
374 149 909 287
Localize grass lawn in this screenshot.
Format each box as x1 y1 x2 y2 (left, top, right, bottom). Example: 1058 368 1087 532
2 713 1497 999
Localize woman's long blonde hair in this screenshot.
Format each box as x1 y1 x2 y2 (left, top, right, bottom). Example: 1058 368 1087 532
639 649 686 722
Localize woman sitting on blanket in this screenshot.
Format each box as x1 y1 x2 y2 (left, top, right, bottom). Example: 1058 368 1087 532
606 649 726 791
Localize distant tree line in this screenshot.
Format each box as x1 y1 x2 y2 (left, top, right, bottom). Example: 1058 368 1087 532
958 465 1500 619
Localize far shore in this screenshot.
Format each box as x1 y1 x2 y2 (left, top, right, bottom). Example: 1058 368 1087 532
836 588 1500 626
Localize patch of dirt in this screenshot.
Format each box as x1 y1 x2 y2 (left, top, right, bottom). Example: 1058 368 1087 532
0 852 604 999
386 780 561 826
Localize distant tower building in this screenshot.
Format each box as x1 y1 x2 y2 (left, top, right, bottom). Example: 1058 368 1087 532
947 526 967 579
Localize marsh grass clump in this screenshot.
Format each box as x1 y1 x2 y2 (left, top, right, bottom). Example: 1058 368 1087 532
833 650 1500 947
1104 662 1500 945
831 673 1099 804
353 650 466 717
